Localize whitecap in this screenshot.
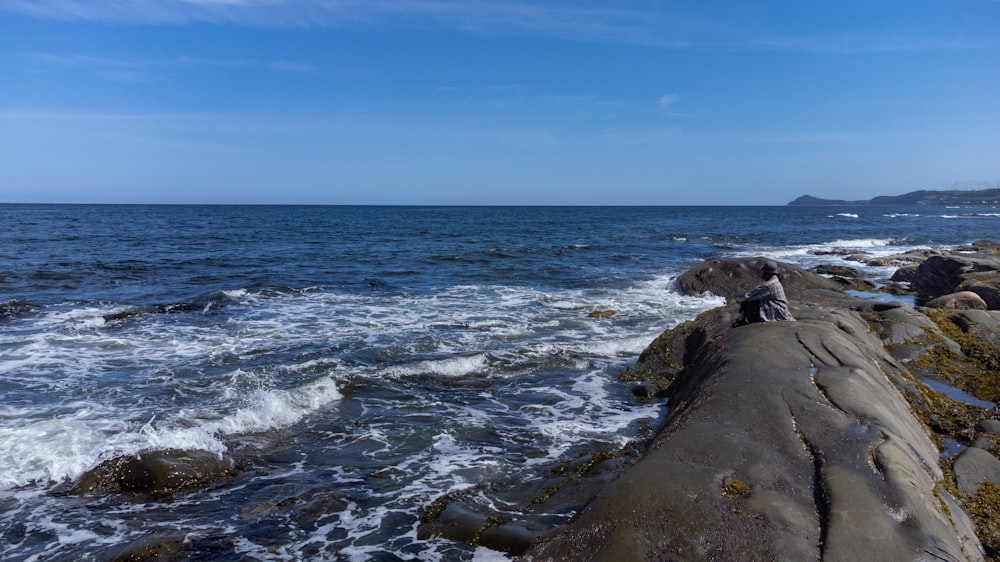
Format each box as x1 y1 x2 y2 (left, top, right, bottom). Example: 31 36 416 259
385 354 490 378
0 376 342 489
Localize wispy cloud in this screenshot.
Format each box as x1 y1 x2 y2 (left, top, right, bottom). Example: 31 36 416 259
20 50 318 81
23 51 161 82
2 1 992 54
657 94 692 118
658 94 679 109
740 131 862 144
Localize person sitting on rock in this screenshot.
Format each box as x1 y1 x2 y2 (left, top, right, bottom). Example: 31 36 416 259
732 261 795 326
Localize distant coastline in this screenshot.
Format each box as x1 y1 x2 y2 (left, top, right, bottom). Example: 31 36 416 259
788 188 1000 206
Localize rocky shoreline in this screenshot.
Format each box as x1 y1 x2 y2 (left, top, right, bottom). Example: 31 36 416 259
61 241 1000 560
523 241 1000 561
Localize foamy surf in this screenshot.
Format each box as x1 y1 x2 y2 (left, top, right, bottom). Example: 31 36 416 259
0 376 342 488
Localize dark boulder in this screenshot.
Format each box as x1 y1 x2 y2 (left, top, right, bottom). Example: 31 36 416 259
907 254 1000 309
890 265 919 283
674 258 842 303
965 283 1000 310
70 449 235 498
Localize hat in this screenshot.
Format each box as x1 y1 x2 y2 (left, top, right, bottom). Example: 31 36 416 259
761 261 779 276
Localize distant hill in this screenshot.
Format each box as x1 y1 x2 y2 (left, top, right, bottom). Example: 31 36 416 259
788 188 1000 206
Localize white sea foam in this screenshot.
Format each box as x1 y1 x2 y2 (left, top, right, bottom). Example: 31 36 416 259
725 237 920 273
0 415 127 488
385 354 490 378
0 375 342 488
1 259 724 558
0 265 719 489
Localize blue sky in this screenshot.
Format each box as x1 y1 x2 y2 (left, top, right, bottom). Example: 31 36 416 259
1 1 998 205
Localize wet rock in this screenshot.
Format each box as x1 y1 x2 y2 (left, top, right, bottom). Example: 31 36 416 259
0 299 36 320
418 497 546 555
812 264 878 292
674 257 842 302
813 264 862 278
109 532 235 561
925 291 988 310
110 531 186 561
479 522 541 555
420 500 482 544
872 248 943 268
587 310 617 319
953 447 1000 495
71 449 235 498
629 383 658 399
103 309 145 323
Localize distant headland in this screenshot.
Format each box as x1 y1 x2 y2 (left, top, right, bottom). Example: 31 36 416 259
788 188 1000 206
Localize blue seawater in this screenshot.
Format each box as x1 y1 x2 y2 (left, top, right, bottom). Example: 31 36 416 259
0 204 996 560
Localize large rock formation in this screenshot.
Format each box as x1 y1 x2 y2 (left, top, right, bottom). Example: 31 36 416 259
524 253 1000 561
526 307 983 561
892 241 1000 309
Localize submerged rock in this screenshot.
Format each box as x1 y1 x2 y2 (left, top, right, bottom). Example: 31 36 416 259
107 532 236 561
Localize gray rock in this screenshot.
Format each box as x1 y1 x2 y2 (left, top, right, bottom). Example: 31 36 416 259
979 419 1000 435
925 291 988 311
953 447 1000 495
524 307 983 561
972 436 997 450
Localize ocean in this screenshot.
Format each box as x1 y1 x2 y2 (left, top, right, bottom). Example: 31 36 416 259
1 204 997 561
